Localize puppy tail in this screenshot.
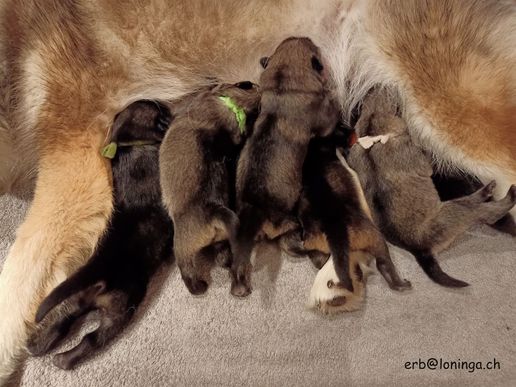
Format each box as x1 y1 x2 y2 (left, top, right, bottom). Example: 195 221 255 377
324 222 354 292
211 205 240 250
412 251 469 288
35 264 99 324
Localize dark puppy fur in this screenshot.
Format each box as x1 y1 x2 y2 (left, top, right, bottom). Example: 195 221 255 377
347 88 516 287
231 37 340 297
27 101 174 369
281 127 411 313
160 82 260 295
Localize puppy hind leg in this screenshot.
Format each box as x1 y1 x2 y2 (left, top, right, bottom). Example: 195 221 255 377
427 185 516 254
231 204 265 297
27 282 104 357
370 241 412 291
459 180 497 204
52 292 131 370
350 220 411 291
177 252 209 296
477 185 516 225
0 142 112 383
478 172 516 220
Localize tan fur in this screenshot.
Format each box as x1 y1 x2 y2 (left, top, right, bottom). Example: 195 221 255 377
0 138 112 381
0 0 514 379
303 233 330 255
364 0 516 194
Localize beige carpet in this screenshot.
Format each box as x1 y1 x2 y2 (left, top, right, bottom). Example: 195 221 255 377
1 193 515 386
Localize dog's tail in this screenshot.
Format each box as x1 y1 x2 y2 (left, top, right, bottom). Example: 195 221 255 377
233 204 267 256
324 220 354 292
412 251 469 288
211 205 240 251
35 263 100 324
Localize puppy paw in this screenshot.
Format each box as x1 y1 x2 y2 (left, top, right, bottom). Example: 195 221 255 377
230 264 253 298
389 279 412 291
481 180 497 200
183 277 209 295
307 256 364 314
53 353 75 370
27 330 58 357
230 282 252 298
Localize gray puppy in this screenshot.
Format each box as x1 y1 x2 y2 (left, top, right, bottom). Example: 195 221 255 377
160 82 260 295
231 37 340 297
347 88 516 287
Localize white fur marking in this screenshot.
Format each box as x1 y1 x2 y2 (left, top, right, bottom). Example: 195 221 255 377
307 256 365 314
336 149 373 220
357 134 390 149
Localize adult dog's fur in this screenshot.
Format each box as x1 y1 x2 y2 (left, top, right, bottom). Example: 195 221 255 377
26 100 174 370
160 82 260 295
0 0 515 381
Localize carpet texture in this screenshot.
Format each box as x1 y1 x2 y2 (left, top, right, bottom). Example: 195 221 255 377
1 193 515 386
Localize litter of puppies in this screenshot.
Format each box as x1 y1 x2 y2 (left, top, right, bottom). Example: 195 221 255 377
29 37 516 369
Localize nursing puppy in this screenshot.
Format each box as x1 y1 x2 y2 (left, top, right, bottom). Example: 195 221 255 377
160 82 260 295
231 37 339 297
27 101 174 370
281 129 411 314
347 89 516 287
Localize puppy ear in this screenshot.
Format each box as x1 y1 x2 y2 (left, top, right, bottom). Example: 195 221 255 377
260 56 270 69
311 56 324 73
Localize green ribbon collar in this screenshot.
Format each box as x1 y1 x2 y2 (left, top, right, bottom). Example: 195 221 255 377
218 96 247 134
101 140 159 159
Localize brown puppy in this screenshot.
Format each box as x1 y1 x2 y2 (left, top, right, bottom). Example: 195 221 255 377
281 129 411 314
347 88 516 287
231 37 339 297
160 82 260 295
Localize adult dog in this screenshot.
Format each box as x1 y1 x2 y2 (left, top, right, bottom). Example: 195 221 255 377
0 0 514 382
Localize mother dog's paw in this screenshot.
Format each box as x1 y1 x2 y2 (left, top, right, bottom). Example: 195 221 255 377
307 256 366 314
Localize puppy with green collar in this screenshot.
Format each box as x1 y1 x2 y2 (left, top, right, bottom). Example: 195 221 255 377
160 82 260 295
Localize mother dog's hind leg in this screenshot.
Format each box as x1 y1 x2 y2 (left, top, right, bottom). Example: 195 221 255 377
0 133 113 383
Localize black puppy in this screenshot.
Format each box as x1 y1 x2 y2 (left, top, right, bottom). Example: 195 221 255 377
281 126 411 314
28 101 174 370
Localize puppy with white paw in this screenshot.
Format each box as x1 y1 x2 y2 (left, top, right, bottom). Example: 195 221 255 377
281 128 412 314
